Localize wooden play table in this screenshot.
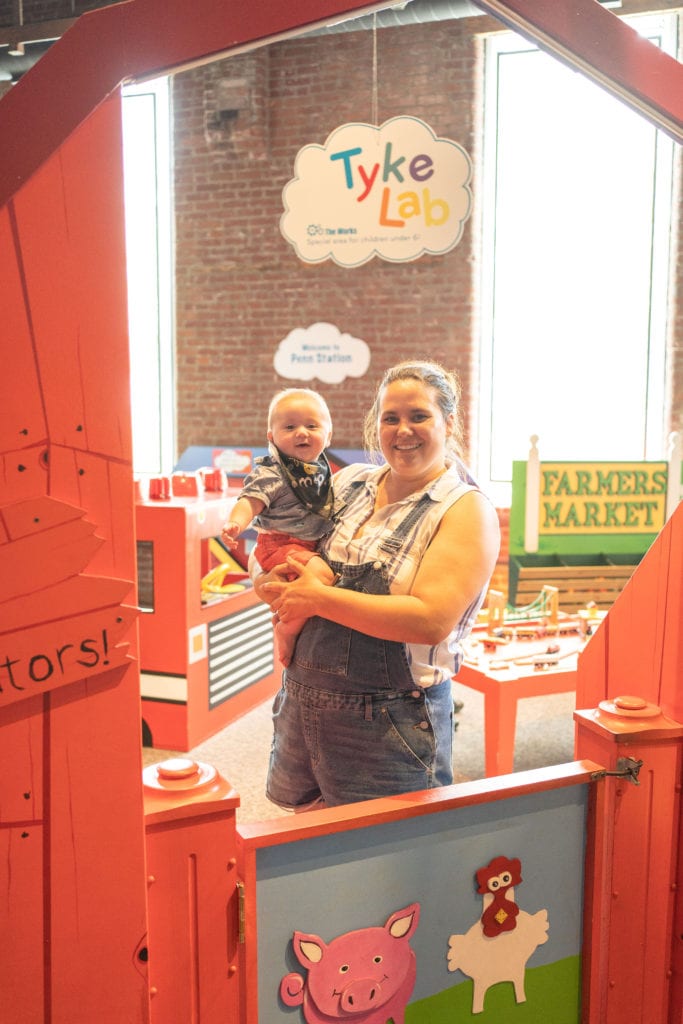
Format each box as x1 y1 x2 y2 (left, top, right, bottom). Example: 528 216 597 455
455 629 586 777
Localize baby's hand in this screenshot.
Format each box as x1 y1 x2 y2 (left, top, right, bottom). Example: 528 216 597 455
221 522 240 549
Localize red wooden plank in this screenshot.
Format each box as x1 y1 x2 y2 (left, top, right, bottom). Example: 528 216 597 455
0 604 136 708
605 742 680 1021
145 817 241 1022
0 205 47 455
100 456 138 577
574 710 683 1023
580 768 611 1024
0 575 131 634
0 515 103 602
589 510 680 714
0 443 50 505
48 447 136 578
0 5 128 206
12 99 132 465
604 530 669 705
649 525 674 709
57 96 132 462
12 158 88 450
658 506 683 721
237 759 601 847
0 694 44 821
0 825 45 1024
47 664 149 1021
576 617 609 710
0 494 83 538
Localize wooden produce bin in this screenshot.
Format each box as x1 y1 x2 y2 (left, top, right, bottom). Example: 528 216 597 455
509 552 641 612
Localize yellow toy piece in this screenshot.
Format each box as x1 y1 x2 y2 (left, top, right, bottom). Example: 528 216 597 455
201 563 246 595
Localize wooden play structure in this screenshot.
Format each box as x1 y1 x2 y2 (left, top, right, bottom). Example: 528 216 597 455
144 508 683 1023
0 0 681 1021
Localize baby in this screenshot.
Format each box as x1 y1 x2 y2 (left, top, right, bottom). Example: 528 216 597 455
221 388 336 666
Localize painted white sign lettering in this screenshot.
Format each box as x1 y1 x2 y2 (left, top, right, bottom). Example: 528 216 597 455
274 322 370 383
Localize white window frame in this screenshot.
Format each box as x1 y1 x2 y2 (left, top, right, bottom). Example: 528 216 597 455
476 13 678 507
122 76 175 476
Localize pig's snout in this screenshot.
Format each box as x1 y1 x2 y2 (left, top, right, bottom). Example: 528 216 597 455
340 977 384 1013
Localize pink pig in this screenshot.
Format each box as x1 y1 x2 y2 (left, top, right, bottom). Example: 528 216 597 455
279 903 420 1024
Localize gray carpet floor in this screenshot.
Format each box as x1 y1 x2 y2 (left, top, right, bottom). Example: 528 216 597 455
142 681 577 824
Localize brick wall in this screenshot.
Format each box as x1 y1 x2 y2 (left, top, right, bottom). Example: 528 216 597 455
172 12 682 473
173 17 486 462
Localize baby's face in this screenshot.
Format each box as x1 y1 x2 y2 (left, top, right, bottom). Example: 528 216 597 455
268 395 332 462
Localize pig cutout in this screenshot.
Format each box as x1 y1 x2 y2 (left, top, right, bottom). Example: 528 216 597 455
279 902 420 1024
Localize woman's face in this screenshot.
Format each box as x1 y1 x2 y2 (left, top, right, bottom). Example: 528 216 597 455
378 378 454 484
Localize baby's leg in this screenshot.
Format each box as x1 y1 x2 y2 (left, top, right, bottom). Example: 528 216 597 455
274 555 335 666
275 617 304 667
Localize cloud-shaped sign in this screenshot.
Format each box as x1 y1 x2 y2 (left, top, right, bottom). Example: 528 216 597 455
274 323 370 384
281 116 472 268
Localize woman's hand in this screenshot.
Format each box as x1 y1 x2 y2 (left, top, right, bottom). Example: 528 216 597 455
252 561 291 608
263 556 328 624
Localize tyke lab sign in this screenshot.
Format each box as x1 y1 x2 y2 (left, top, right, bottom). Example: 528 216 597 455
280 117 473 267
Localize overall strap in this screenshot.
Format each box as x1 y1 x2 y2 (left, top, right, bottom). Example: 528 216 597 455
377 492 434 555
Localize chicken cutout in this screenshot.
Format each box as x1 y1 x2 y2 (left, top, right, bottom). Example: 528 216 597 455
447 856 549 1014
279 903 420 1024
477 855 522 937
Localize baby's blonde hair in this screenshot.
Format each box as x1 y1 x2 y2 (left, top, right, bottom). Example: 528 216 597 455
267 388 332 430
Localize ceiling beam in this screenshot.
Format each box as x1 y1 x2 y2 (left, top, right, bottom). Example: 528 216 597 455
0 17 77 47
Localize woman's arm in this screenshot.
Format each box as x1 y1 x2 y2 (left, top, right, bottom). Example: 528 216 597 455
266 490 500 645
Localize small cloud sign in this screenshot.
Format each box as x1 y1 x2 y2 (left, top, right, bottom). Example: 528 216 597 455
281 116 472 268
274 323 370 384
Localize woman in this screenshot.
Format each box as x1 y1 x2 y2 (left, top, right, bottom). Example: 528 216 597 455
258 360 500 809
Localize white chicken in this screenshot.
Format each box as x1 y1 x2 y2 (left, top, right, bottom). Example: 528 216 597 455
447 856 549 1014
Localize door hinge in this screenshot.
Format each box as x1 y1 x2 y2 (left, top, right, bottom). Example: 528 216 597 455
236 881 246 943
591 756 643 785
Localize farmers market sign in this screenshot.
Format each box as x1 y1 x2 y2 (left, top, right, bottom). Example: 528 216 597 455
539 462 668 534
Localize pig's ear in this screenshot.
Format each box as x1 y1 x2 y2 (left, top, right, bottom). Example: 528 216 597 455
293 932 326 965
386 902 420 939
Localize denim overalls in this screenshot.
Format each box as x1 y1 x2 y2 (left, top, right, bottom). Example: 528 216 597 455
266 493 455 809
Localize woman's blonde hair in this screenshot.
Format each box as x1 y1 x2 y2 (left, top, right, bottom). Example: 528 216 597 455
363 360 464 461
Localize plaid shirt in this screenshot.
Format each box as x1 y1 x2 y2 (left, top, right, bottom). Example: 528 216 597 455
318 462 489 686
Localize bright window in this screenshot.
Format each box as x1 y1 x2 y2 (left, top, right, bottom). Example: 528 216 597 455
476 14 677 506
122 76 175 476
